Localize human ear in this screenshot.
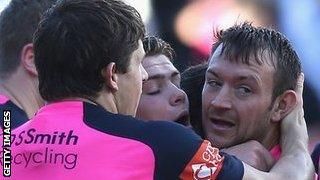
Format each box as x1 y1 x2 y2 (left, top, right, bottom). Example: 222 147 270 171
101 62 118 91
270 90 297 122
21 43 37 76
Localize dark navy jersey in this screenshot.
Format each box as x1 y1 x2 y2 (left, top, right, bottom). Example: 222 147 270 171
0 94 28 130
312 143 320 174
2 101 244 179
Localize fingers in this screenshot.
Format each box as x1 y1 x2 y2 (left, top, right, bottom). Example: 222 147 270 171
280 74 308 151
295 73 304 105
295 73 305 122
295 73 304 91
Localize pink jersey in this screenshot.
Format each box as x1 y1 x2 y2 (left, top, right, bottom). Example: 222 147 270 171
0 94 9 104
270 145 281 161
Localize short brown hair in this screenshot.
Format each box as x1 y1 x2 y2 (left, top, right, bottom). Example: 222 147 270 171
34 0 145 101
143 36 175 60
0 0 56 80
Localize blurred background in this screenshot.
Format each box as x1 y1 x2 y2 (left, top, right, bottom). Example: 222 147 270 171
1 0 319 149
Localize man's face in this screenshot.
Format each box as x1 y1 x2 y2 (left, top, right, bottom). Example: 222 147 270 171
202 45 276 148
136 55 189 125
116 40 148 116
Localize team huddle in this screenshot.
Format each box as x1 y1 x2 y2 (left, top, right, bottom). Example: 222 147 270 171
0 0 318 179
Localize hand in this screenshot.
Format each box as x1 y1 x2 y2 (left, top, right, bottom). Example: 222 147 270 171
222 140 275 172
280 73 308 153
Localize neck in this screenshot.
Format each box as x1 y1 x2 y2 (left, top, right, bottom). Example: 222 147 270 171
50 95 119 114
92 91 118 114
0 71 43 118
261 124 280 150
52 91 128 116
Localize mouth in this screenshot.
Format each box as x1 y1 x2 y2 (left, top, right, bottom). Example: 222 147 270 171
174 111 190 126
209 117 235 131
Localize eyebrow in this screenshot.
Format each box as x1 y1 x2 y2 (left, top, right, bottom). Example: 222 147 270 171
206 68 219 78
148 71 180 80
236 75 260 85
207 68 261 85
148 74 166 80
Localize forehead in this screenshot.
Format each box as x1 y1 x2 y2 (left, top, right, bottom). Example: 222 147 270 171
209 44 275 76
130 40 145 62
136 40 145 57
142 54 178 76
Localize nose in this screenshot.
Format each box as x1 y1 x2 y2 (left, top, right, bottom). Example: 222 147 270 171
169 84 187 106
210 86 232 110
141 65 148 82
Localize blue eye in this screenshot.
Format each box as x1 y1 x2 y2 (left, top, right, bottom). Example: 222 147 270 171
207 80 221 87
237 86 252 96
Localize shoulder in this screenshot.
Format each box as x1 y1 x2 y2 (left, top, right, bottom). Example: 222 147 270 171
0 98 29 129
